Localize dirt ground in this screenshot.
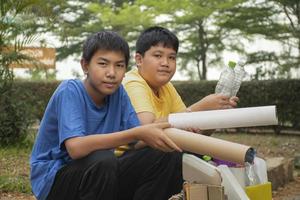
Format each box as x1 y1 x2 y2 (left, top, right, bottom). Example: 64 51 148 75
1 132 299 200
273 176 300 200
0 193 35 200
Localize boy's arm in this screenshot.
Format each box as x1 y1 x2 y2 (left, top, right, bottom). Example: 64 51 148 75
133 112 168 149
186 94 239 112
137 112 168 124
65 122 181 159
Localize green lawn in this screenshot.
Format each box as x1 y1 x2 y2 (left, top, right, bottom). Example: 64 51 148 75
0 143 32 194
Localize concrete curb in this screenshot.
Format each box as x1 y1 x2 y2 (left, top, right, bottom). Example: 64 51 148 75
267 157 294 190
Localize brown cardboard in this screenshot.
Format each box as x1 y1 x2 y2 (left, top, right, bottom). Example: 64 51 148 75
164 128 252 165
208 185 225 200
184 183 208 200
184 182 227 200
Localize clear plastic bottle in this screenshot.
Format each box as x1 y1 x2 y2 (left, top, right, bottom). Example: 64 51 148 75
215 61 236 97
231 61 247 97
245 162 260 186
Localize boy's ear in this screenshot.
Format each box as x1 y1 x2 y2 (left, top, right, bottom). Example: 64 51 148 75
135 53 143 67
80 59 88 74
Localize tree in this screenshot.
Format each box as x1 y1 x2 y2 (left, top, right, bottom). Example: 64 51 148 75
87 1 153 39
42 0 150 61
38 0 299 80
41 0 247 80
0 0 45 144
138 0 244 80
220 0 300 79
274 0 300 76
40 0 103 61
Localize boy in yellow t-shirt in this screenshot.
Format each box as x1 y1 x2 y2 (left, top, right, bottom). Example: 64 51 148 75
123 26 238 126
117 27 238 152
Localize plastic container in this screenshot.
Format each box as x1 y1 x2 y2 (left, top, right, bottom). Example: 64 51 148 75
231 61 247 97
215 61 236 97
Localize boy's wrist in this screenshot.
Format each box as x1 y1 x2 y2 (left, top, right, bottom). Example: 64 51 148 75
186 107 192 112
130 126 140 141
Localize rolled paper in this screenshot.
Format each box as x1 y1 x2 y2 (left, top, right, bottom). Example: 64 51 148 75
164 128 254 164
168 105 278 130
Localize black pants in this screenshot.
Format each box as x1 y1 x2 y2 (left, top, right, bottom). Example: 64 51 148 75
46 148 183 200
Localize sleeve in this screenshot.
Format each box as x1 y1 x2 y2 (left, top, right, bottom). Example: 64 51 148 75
124 80 156 114
55 82 85 149
169 83 187 113
120 86 140 131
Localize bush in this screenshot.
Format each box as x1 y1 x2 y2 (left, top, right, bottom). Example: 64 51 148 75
0 80 59 145
13 80 60 121
0 90 32 145
0 79 298 141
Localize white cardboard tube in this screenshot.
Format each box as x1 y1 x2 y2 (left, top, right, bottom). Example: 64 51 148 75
168 106 278 130
164 128 253 165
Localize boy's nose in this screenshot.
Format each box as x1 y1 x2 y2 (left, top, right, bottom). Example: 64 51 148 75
106 66 116 78
161 57 169 66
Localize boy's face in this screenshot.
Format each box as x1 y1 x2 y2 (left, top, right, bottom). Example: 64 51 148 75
136 44 176 90
81 50 126 101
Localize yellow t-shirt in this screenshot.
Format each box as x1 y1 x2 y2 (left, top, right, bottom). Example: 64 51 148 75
115 68 186 157
123 68 186 118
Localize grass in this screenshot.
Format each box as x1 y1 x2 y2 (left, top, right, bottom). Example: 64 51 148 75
0 131 299 195
0 136 33 194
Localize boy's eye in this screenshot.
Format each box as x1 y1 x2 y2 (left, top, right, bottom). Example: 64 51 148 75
154 54 162 58
116 63 125 68
98 62 107 66
169 56 176 60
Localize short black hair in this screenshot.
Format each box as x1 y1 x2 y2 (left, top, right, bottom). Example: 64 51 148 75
136 26 179 56
82 31 130 66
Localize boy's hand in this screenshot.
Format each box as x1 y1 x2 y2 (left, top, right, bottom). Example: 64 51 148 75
135 122 182 152
229 96 239 107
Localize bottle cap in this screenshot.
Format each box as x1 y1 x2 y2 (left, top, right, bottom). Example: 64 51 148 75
238 60 245 67
228 61 236 69
202 155 212 161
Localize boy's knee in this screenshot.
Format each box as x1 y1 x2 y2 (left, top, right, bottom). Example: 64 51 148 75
78 151 118 196
166 151 182 165
145 148 182 164
82 150 118 173
91 150 118 171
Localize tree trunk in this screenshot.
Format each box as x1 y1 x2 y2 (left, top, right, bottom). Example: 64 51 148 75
197 21 208 80
202 53 207 80
196 59 202 80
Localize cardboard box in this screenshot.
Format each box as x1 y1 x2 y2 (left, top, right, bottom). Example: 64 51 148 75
184 182 227 200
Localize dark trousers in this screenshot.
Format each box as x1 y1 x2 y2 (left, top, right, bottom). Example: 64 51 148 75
46 148 183 200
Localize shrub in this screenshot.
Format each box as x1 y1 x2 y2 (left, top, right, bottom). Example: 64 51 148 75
1 79 298 140
0 89 32 145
